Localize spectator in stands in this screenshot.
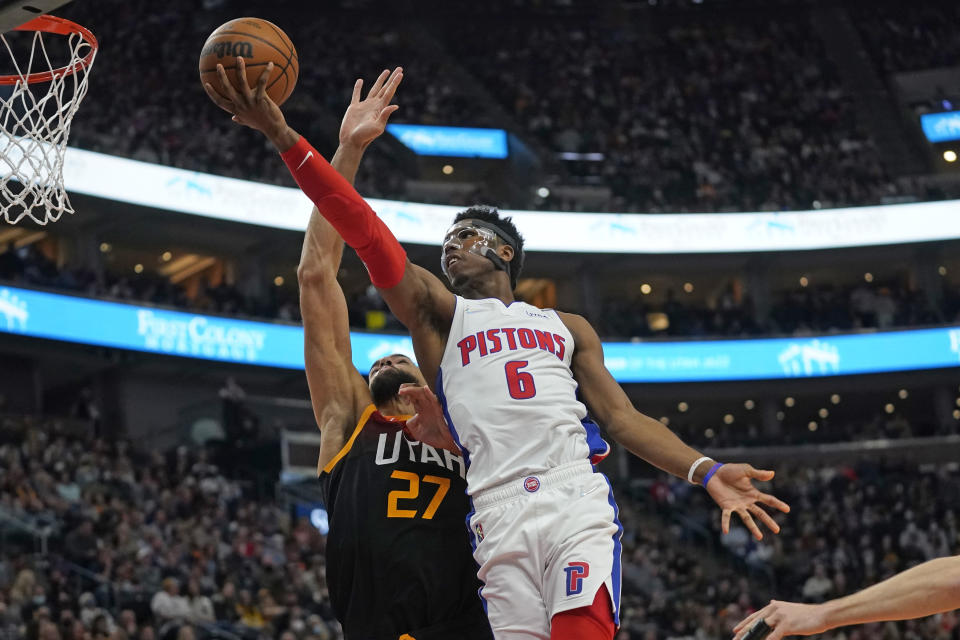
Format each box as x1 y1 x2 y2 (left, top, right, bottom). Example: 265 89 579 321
234 589 265 631
67 619 86 640
801 564 833 602
78 592 115 634
149 578 191 626
218 377 250 442
183 581 213 625
7 568 36 617
70 388 103 435
117 609 138 638
210 580 238 623
90 613 111 638
64 520 99 568
38 619 61 640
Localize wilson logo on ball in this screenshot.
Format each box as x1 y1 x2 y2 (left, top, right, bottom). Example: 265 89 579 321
200 41 253 60
199 17 299 106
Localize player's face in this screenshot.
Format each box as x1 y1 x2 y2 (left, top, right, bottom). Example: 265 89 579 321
369 354 426 408
368 354 425 387
441 220 500 285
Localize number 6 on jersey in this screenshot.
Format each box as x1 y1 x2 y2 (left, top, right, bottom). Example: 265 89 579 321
505 360 536 399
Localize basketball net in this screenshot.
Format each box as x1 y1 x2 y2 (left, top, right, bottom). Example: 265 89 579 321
0 16 97 225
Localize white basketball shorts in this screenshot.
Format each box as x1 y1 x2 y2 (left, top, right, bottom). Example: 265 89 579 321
467 459 623 639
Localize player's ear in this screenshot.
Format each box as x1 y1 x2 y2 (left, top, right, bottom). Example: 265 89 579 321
498 244 515 263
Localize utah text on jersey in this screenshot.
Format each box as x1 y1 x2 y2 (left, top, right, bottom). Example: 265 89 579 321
375 431 467 480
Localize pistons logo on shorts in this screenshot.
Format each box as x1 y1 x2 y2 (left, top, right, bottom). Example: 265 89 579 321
523 476 540 492
564 561 590 596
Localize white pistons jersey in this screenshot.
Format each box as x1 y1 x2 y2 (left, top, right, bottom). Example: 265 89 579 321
437 296 610 494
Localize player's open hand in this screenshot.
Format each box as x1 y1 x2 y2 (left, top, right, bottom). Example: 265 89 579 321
732 600 829 640
398 383 462 454
203 58 289 142
339 67 403 149
706 463 790 540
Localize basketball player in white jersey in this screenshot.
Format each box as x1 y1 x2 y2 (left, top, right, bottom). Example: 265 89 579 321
207 62 790 640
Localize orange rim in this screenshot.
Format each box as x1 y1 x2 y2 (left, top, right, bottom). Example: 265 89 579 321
0 15 97 85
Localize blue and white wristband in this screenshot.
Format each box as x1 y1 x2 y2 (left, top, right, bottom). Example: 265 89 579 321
702 462 725 488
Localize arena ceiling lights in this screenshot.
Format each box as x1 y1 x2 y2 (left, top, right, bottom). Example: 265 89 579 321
60 146 960 254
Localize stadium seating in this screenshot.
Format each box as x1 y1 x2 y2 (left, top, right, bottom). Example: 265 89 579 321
2 412 958 639
59 0 960 214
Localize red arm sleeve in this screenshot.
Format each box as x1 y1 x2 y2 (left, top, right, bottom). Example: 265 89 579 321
280 136 407 289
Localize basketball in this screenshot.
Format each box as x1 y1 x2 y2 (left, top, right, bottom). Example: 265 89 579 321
199 17 298 106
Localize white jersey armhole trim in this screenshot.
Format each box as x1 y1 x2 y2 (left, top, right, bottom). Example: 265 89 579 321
439 294 464 369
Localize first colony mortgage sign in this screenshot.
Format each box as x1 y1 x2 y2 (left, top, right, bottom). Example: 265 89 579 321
1 287 958 381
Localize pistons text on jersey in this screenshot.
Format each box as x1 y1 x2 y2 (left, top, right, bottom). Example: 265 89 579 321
457 327 566 366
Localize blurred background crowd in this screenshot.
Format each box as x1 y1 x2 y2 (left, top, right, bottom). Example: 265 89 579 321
2 411 958 640
61 0 960 213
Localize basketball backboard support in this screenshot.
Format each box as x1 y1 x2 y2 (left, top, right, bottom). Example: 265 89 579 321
0 0 73 33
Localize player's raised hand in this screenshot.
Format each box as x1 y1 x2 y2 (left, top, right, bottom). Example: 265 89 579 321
732 600 829 640
339 67 403 149
398 383 462 454
203 58 291 144
705 463 790 540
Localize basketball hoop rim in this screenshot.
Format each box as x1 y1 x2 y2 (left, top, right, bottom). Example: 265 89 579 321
0 15 97 86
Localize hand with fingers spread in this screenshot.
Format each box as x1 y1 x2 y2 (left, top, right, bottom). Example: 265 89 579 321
202 57 296 150
732 601 828 640
398 384 462 455
339 67 403 150
705 463 790 540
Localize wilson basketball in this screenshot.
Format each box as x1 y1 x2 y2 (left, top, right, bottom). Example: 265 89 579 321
199 17 298 106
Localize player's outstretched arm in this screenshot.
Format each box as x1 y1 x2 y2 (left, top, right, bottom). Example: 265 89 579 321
204 63 455 373
296 73 406 471
205 60 365 470
298 71 456 471
559 311 789 540
298 205 369 472
732 555 960 640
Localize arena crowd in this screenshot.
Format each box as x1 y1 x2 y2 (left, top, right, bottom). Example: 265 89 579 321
1 409 958 640
57 0 960 214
